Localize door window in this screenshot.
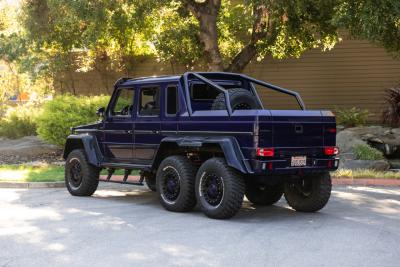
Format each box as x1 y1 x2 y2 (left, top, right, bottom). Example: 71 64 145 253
139 86 160 116
111 88 135 117
166 85 178 116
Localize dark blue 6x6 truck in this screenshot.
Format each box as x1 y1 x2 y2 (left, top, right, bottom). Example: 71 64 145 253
63 72 339 219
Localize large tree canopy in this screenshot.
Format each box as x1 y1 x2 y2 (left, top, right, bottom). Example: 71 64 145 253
1 0 400 77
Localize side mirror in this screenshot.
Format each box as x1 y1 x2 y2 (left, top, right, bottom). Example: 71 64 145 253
96 107 105 119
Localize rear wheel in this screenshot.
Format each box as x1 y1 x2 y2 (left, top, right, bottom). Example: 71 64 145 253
195 158 245 219
245 181 284 206
284 172 332 212
156 156 196 212
65 149 100 196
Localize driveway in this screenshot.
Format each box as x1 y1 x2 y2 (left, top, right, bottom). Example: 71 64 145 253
0 184 399 267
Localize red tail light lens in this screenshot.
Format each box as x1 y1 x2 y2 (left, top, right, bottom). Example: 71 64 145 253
326 127 337 133
256 148 275 157
324 147 339 156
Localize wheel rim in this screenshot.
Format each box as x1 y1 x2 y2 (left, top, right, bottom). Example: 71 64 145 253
200 172 224 207
161 167 180 203
69 158 83 188
233 102 252 110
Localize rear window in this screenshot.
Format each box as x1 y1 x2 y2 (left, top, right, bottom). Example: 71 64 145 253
190 81 242 101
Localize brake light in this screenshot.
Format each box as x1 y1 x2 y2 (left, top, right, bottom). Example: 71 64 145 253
256 148 275 157
324 147 339 156
326 127 337 133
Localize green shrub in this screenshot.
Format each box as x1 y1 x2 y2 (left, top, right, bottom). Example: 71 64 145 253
0 104 39 139
36 94 110 147
336 107 370 127
353 144 384 160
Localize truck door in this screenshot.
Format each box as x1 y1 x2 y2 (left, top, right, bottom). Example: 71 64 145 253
133 85 162 164
102 87 135 161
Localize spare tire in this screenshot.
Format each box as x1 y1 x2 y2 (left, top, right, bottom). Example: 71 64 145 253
211 88 261 111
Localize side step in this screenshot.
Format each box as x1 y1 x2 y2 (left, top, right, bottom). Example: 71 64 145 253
99 168 145 186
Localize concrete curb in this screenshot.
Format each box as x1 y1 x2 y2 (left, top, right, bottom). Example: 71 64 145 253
0 182 65 189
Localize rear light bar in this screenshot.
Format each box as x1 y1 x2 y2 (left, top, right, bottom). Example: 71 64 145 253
256 148 275 157
324 146 339 156
325 127 337 133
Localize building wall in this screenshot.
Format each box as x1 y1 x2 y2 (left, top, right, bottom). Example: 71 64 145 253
55 39 400 122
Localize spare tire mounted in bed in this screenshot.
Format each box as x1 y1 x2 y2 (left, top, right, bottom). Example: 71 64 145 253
211 88 261 111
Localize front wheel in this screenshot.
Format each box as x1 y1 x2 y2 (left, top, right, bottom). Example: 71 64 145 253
195 158 245 219
65 149 100 196
284 172 332 212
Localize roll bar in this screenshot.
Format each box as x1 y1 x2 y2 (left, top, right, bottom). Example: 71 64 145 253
182 72 306 116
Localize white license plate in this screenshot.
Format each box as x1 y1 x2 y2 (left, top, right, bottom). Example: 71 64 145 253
291 156 307 167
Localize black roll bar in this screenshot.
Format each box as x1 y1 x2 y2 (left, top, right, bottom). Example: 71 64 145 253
183 72 233 116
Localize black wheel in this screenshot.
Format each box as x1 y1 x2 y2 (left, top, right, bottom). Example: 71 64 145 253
195 158 245 219
212 88 261 111
142 171 156 192
65 149 100 196
284 172 332 212
145 176 156 192
156 156 196 212
245 181 284 206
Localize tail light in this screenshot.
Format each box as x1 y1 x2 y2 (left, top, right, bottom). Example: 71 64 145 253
325 127 337 133
256 148 274 157
324 146 339 156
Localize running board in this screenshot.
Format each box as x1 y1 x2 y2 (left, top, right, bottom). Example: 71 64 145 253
99 178 144 186
100 162 151 170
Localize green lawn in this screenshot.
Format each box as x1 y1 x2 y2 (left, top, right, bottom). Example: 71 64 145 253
0 164 399 182
0 165 138 182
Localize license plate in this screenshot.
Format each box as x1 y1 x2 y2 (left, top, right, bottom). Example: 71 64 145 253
291 156 307 167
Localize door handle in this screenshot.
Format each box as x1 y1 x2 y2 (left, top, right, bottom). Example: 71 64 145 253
126 130 133 134
152 130 160 134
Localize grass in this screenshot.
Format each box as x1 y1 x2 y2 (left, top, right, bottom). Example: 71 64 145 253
332 169 400 179
0 164 139 182
0 164 399 182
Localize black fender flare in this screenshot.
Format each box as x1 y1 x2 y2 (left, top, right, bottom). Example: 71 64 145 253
63 134 103 166
153 136 251 174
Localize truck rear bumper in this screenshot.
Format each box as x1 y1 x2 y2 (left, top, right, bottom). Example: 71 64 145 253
250 157 339 174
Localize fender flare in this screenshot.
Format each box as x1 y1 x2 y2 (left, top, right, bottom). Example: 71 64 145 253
153 136 251 173
63 134 103 166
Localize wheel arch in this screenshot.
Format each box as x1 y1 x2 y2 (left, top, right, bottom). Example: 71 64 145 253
152 136 251 174
63 134 103 166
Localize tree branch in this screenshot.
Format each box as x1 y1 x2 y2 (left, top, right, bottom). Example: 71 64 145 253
225 4 270 73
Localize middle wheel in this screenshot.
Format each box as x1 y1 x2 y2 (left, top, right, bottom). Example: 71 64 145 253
195 157 245 219
156 155 197 212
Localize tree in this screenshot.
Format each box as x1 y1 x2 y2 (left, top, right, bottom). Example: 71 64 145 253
2 0 400 78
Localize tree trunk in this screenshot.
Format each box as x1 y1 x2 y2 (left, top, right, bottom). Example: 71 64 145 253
183 0 223 71
225 44 257 73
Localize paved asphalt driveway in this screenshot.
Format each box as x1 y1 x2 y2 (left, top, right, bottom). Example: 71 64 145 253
0 184 399 267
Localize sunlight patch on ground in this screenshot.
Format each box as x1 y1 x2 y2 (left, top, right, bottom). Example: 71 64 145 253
0 169 29 181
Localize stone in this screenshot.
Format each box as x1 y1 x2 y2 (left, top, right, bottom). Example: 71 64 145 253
336 130 368 154
389 159 400 169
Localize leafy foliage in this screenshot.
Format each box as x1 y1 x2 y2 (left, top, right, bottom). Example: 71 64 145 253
0 104 40 139
336 107 370 127
382 87 400 127
353 144 384 161
36 94 109 146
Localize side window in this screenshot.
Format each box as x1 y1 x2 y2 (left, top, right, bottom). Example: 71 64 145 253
111 88 134 117
139 86 160 116
166 85 178 116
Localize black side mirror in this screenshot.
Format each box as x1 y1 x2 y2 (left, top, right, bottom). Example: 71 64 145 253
96 107 105 119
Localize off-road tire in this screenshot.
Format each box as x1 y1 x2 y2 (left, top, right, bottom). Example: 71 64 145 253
65 149 100 196
156 156 197 212
212 88 261 111
284 172 332 212
245 181 284 206
144 175 157 192
195 158 245 219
